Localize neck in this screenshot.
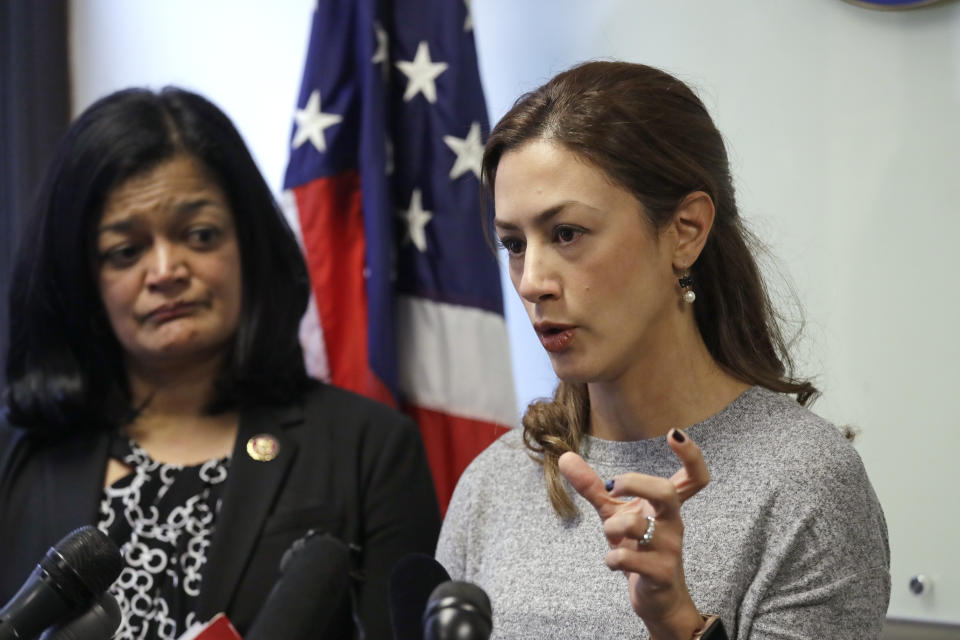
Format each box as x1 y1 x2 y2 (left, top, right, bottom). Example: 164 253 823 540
587 318 749 441
126 353 224 418
122 353 239 464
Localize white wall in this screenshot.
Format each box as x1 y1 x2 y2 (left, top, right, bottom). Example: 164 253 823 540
70 0 315 196
69 0 960 625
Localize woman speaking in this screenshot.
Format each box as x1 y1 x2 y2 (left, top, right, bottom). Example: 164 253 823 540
437 61 890 639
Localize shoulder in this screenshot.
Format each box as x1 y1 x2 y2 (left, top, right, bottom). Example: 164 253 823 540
702 388 887 546
285 380 420 446
682 390 890 635
0 419 36 478
243 380 439 528
705 387 868 483
246 381 427 480
442 428 536 528
281 381 433 490
453 427 534 490
699 387 887 546
469 426 529 462
301 381 413 427
0 419 25 450
437 428 532 577
0 416 101 470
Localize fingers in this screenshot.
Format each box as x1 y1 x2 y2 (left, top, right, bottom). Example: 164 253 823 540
559 451 621 520
604 545 676 580
604 510 658 544
562 430 706 629
665 428 710 503
607 473 679 518
560 428 711 522
605 429 710 516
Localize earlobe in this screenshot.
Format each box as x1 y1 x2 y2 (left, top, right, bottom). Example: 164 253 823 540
671 191 715 270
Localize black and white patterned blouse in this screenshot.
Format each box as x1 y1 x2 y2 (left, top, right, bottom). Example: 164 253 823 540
97 437 230 640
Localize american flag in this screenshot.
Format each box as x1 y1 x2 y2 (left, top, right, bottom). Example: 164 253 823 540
281 0 516 512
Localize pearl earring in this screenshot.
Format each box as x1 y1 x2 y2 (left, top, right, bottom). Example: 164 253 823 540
679 274 696 304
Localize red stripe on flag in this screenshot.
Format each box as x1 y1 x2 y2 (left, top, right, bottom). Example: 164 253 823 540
405 405 510 514
294 173 394 407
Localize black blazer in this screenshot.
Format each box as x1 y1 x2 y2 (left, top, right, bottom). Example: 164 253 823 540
0 381 441 638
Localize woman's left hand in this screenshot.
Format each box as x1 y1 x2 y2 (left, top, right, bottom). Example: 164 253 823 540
558 429 710 640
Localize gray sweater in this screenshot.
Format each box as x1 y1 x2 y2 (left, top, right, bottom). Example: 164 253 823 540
436 387 890 639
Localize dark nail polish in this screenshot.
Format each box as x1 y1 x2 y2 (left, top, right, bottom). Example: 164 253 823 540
605 479 615 492
672 429 686 443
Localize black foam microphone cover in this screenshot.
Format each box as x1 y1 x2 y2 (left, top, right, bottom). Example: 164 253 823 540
388 553 451 640
38 592 122 640
0 526 122 640
422 581 492 640
244 532 352 640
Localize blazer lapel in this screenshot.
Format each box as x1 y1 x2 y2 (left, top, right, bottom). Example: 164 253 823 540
44 430 110 540
198 401 302 618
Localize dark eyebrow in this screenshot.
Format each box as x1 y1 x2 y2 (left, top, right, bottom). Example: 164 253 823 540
493 202 572 231
98 219 137 235
173 198 221 217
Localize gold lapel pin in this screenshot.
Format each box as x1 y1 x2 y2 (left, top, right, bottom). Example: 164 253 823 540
246 434 280 462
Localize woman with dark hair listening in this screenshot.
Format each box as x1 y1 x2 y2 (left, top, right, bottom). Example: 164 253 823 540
0 87 440 639
437 62 890 639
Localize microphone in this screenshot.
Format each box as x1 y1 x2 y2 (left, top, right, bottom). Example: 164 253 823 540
422 581 492 640
388 554 451 640
244 531 352 640
0 526 122 640
37 592 122 640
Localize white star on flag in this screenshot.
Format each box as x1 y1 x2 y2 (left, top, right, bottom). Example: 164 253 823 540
292 89 343 153
398 189 433 252
443 121 483 180
395 41 448 103
464 0 473 32
371 21 389 71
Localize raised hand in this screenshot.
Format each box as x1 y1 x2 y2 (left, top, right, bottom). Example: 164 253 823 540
558 429 710 640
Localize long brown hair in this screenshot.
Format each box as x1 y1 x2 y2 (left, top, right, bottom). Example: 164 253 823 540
483 61 818 517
